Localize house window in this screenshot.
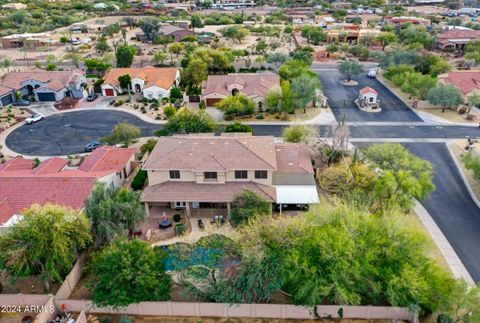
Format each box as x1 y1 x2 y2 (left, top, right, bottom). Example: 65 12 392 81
169 170 180 179
235 170 248 179
255 170 268 179
204 172 217 180
148 93 153 99
369 97 374 103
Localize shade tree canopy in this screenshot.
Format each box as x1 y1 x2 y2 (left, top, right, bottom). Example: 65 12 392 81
84 183 145 248
0 204 91 291
92 239 172 308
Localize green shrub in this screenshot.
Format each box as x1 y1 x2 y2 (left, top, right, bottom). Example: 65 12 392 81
173 213 181 222
163 105 176 119
131 170 147 191
140 139 157 154
225 122 252 133
199 100 206 110
462 151 480 179
161 97 169 104
256 113 264 120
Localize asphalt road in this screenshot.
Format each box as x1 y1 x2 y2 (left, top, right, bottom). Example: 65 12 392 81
318 70 422 123
6 110 480 156
404 143 480 282
6 110 160 156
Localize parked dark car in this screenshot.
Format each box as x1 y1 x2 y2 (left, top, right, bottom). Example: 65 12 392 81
12 99 31 106
86 93 98 102
84 141 103 152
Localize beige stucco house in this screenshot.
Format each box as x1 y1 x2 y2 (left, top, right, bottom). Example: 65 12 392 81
101 67 180 100
141 134 319 219
201 73 281 109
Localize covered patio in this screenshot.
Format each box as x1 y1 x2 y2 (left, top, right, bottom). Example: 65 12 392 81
141 181 277 221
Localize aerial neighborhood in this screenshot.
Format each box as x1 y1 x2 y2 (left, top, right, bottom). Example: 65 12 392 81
1 0 480 322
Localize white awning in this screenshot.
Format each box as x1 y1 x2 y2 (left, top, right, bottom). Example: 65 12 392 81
275 186 320 204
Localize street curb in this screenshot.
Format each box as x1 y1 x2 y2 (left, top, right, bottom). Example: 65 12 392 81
413 199 475 286
447 141 480 210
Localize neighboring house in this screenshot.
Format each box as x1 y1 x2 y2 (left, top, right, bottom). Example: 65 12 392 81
437 28 480 51
1 32 60 49
0 70 86 106
438 70 480 99
201 73 281 108
136 24 195 42
101 67 180 99
0 146 135 229
326 27 383 44
1 2 27 9
141 134 319 218
384 16 431 27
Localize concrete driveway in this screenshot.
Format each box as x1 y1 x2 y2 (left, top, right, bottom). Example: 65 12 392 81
28 102 58 117
318 70 422 123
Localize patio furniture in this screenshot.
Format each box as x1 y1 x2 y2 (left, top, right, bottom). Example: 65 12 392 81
159 211 172 229
210 215 225 225
198 219 205 230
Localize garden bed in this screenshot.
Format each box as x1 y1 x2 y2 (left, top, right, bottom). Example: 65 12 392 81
227 107 321 122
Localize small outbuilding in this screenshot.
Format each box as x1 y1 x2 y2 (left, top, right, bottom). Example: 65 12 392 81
355 86 381 112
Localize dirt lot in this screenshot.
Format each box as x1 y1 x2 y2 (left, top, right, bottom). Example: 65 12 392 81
0 272 61 295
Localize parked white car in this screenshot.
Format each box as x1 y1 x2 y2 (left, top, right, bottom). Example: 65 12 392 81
367 69 377 78
25 113 45 125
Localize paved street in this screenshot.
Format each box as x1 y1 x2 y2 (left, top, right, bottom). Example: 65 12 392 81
318 70 422 123
5 110 159 156
404 143 480 282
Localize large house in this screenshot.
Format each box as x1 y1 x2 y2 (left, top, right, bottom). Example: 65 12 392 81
0 70 86 107
0 146 135 229
201 73 281 108
101 67 180 100
437 28 480 51
141 134 319 218
136 24 195 42
438 70 480 99
0 32 60 49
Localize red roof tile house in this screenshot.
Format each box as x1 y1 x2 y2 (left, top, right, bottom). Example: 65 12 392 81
0 70 86 107
101 67 180 100
437 28 480 50
141 134 319 219
201 73 281 108
438 70 480 99
0 146 135 228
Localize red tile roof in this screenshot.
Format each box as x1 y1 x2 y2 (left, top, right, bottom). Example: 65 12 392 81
439 70 480 95
0 146 135 223
438 28 480 41
142 181 276 203
0 199 14 225
33 157 68 175
79 146 135 173
0 177 96 223
103 67 178 90
360 86 378 95
202 73 280 98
